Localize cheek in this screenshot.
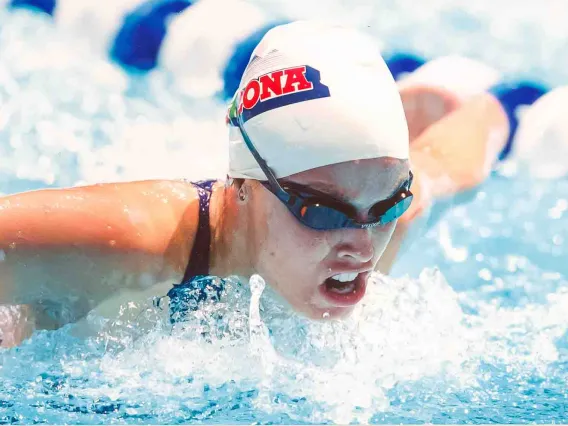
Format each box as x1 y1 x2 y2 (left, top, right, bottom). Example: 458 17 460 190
258 195 331 267
372 222 397 253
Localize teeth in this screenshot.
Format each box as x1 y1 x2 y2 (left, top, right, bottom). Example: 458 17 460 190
330 272 358 282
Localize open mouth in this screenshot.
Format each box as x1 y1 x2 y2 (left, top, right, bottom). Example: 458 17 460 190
319 271 369 307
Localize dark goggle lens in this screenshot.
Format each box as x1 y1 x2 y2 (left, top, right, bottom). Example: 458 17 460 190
377 194 414 225
297 192 414 230
297 202 349 230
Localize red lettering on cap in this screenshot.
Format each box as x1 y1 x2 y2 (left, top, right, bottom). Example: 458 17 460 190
282 66 313 94
237 66 315 113
259 70 284 101
242 79 261 110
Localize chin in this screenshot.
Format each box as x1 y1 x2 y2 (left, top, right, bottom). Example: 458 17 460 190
301 305 356 321
269 281 358 321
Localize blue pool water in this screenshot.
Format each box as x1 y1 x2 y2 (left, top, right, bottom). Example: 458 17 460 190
1 1 568 423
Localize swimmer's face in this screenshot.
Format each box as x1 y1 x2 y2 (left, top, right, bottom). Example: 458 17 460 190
248 157 410 320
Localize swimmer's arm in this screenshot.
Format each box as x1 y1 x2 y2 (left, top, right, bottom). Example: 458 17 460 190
377 93 509 273
0 180 198 309
405 93 509 197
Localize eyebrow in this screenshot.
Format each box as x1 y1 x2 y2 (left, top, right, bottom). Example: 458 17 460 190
304 182 348 200
386 174 412 198
284 173 411 204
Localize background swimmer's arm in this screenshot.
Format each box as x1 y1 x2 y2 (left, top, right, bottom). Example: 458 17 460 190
0 180 198 313
405 93 508 197
377 93 509 273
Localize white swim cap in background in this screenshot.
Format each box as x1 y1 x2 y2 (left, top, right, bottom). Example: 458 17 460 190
226 20 409 180
510 86 568 179
398 56 501 100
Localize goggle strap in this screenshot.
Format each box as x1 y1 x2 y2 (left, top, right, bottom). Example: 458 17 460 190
235 103 282 190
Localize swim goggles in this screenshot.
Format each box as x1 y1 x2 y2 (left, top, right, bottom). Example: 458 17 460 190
227 97 414 231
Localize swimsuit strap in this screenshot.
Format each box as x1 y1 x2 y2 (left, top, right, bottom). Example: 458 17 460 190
182 179 215 281
166 180 223 323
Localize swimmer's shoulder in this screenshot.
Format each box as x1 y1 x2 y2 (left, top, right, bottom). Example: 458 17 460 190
0 179 202 277
71 179 203 276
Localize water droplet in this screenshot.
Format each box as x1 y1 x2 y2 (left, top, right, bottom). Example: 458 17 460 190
249 274 266 295
478 268 492 281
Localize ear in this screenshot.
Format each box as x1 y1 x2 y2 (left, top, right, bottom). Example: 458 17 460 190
235 179 248 204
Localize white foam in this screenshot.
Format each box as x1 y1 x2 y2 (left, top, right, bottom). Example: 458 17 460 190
159 0 267 97
53 0 147 53
59 268 471 423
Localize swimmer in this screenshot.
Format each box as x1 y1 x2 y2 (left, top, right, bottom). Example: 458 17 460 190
0 21 511 347
395 55 502 140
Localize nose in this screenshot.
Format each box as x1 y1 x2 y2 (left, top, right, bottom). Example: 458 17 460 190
335 228 374 263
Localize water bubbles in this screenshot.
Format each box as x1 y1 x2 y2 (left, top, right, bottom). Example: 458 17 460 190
505 255 528 273
548 198 568 219
438 221 469 262
478 268 492 281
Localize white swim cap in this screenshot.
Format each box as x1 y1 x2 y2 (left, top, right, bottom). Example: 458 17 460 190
226 21 409 180
510 86 568 179
398 56 501 100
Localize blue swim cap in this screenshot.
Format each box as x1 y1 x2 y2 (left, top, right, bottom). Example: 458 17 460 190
489 80 549 160
9 0 55 15
384 52 426 80
110 0 192 71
